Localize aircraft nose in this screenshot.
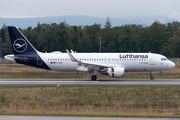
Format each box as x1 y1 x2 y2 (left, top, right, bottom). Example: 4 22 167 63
170 61 175 69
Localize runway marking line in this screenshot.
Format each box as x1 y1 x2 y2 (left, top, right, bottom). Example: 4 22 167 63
0 81 99 83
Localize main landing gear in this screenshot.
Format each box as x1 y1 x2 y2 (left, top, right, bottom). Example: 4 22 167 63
91 75 97 81
150 72 154 80
91 70 98 81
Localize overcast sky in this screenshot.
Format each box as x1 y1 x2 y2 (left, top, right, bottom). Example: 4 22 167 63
1 0 180 20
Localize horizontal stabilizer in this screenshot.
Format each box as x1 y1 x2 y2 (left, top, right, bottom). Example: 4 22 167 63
5 54 28 61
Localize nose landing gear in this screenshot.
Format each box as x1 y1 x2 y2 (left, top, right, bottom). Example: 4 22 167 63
150 72 154 80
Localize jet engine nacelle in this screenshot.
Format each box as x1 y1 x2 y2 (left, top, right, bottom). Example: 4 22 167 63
76 67 88 72
107 67 124 78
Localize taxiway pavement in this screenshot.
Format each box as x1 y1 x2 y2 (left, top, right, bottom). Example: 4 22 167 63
0 115 179 120
0 79 180 85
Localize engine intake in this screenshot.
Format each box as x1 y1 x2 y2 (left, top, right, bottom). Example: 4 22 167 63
107 67 124 78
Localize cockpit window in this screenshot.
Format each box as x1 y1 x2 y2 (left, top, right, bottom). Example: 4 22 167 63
161 58 168 61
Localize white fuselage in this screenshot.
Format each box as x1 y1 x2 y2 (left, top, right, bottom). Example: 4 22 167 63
37 52 175 72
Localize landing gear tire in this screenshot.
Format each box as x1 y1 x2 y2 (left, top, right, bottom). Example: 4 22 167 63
91 75 97 81
150 72 154 80
150 76 154 80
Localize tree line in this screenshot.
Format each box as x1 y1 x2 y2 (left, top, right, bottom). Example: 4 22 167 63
1 18 180 58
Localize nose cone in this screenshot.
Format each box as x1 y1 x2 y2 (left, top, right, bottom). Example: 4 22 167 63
170 61 175 69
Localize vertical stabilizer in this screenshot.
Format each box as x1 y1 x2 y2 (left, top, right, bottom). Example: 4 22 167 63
6 26 50 70
7 26 37 55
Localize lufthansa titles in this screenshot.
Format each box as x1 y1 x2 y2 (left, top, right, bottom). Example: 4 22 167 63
119 54 148 58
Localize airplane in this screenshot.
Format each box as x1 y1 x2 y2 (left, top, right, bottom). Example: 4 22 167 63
4 26 175 80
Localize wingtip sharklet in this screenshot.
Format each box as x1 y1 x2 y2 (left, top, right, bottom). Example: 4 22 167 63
66 49 78 62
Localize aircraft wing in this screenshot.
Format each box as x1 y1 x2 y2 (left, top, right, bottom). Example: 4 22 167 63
77 61 109 68
66 49 111 71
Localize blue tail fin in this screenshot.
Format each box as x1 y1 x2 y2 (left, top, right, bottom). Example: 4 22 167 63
7 26 37 55
7 26 50 70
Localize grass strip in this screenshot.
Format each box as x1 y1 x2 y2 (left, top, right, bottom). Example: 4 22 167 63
0 85 180 117
0 63 179 79
1 111 180 118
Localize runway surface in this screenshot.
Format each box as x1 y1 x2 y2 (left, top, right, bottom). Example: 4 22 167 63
0 115 180 120
0 79 180 85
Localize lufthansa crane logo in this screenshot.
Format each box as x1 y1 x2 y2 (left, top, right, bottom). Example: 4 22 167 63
13 39 27 53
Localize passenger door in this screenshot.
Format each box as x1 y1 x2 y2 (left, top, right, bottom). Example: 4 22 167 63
150 55 155 65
